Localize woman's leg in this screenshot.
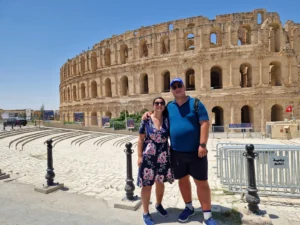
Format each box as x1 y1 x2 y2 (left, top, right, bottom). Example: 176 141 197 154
155 181 165 205
141 186 152 214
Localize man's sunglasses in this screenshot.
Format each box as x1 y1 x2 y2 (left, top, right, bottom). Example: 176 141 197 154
171 83 183 90
154 101 165 106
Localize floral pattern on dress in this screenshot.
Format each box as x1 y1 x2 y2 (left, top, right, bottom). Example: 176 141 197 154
138 117 174 187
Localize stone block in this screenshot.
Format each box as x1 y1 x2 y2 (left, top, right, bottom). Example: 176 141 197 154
114 196 142 211
34 183 64 194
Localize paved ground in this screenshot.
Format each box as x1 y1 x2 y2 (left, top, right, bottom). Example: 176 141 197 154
0 126 300 224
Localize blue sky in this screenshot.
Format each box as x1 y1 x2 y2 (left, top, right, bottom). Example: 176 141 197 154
0 0 299 110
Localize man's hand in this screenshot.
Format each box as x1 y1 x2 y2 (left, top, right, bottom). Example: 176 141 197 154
198 146 207 158
142 111 152 120
137 156 143 167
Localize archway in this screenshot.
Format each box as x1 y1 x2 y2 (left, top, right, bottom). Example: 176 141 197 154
269 23 281 52
162 71 170 92
271 104 283 121
80 83 86 99
238 25 251 45
67 87 70 101
210 29 222 48
73 85 77 100
269 61 282 86
212 106 224 132
120 44 128 64
105 111 112 118
104 48 111 66
185 69 195 90
210 66 222 89
105 78 112 97
91 112 98 126
240 63 252 87
91 52 97 72
161 36 170 54
241 105 253 124
140 73 149 94
185 33 194 50
91 81 97 98
139 40 148 58
63 89 66 102
73 61 77 75
120 76 129 96
81 56 85 74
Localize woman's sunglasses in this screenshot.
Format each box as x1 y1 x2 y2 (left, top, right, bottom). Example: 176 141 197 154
171 83 183 90
154 101 165 106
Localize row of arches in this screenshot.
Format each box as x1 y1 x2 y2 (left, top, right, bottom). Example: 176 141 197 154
212 104 286 131
61 61 283 102
61 22 281 81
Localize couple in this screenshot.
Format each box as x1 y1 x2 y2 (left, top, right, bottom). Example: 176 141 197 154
137 78 218 225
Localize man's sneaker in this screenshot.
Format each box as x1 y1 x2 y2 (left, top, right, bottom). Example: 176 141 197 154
205 217 218 225
143 213 154 225
178 207 195 222
155 204 168 217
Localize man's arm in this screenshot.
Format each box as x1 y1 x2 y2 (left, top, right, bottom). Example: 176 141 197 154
198 120 210 158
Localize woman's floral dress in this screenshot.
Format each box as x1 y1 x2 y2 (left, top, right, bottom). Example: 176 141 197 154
138 117 174 187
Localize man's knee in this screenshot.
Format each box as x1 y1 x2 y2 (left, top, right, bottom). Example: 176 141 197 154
194 179 209 188
179 175 190 185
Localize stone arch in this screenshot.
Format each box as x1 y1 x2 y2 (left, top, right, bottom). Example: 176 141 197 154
80 83 86 99
140 73 149 94
105 78 112 97
91 111 98 126
269 23 281 52
105 111 112 118
240 63 252 87
210 28 222 48
67 63 71 77
63 89 66 102
120 44 128 64
67 112 70 122
256 11 264 25
80 56 85 74
210 66 222 89
238 25 252 45
241 105 254 124
73 60 77 75
104 48 111 66
67 87 70 101
185 33 195 50
120 76 129 96
139 40 148 58
161 70 170 92
269 61 282 86
91 81 97 98
169 24 173 30
73 85 77 100
160 36 170 54
271 104 283 121
91 52 97 72
212 106 224 132
185 69 195 90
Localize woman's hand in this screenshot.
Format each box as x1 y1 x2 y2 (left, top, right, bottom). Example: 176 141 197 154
142 111 152 120
137 156 143 167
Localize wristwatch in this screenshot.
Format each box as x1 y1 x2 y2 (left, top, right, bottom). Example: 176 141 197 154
199 143 206 148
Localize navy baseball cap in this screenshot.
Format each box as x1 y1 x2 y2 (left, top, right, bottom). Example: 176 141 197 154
170 78 183 87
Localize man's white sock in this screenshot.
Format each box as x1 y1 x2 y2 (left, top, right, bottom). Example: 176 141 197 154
185 201 193 210
203 210 212 220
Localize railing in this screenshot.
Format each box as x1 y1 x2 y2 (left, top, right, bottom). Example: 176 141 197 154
216 143 300 196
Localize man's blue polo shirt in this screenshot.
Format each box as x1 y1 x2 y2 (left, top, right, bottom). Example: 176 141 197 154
167 96 209 152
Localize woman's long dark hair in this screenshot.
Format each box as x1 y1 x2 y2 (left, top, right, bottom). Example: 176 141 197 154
152 97 168 117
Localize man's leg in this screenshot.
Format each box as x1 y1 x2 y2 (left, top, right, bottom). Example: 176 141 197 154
194 179 211 211
178 175 192 203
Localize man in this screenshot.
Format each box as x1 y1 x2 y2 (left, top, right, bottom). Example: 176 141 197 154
143 78 217 225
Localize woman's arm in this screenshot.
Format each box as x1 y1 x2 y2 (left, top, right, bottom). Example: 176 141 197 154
137 133 145 167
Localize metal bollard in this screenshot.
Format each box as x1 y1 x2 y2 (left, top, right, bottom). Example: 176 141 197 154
45 139 55 186
124 142 135 200
35 120 36 126
11 123 13 130
3 123 5 131
243 144 260 214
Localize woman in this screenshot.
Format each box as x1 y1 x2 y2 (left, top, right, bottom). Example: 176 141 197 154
137 97 174 225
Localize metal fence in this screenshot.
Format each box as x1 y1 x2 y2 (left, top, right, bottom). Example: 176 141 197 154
210 125 263 139
216 143 300 196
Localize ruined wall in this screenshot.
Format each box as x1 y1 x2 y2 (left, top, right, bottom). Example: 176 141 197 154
59 9 300 132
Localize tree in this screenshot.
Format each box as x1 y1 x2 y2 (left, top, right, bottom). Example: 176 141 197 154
40 104 45 120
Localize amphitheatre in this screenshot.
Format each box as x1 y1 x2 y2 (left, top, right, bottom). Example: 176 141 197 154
59 8 300 133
